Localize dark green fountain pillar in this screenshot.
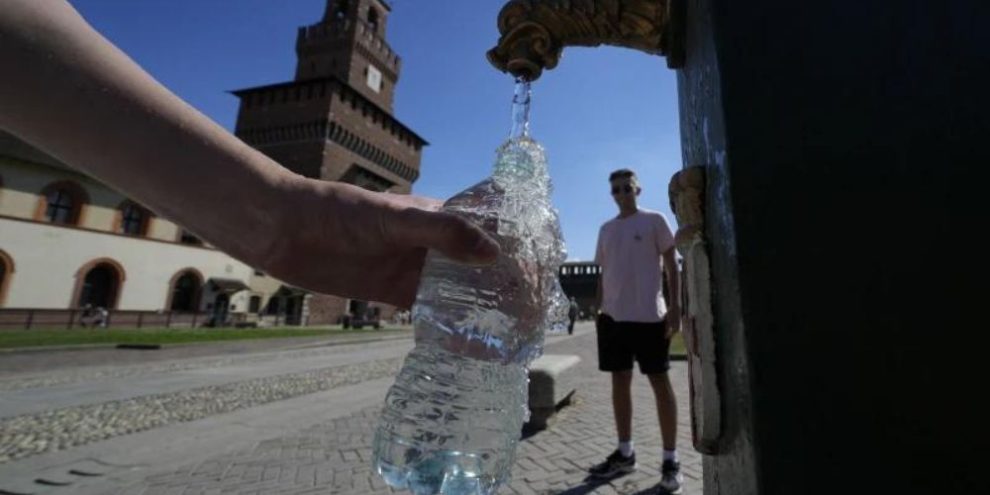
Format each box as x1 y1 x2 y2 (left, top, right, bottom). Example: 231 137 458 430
678 0 987 493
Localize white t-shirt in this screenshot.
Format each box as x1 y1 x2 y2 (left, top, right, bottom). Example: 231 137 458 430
595 209 675 323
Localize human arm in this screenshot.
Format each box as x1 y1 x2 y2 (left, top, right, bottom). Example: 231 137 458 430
0 0 498 307
593 227 605 317
662 246 680 338
654 213 680 337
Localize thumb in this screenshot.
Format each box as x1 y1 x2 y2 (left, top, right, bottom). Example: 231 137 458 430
388 207 499 264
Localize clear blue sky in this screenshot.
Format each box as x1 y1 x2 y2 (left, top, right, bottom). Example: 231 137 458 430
69 0 682 261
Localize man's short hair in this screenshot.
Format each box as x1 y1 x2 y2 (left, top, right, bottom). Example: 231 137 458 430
609 168 637 182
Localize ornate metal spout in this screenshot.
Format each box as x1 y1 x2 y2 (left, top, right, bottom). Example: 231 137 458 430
488 0 685 80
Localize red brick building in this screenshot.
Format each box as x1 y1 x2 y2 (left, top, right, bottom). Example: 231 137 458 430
231 0 427 324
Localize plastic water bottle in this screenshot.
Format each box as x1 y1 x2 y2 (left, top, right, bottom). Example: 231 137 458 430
372 80 569 495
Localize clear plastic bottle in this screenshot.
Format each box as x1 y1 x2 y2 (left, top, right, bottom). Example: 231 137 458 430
372 80 569 495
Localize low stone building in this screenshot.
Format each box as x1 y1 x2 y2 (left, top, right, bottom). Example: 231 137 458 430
0 131 306 328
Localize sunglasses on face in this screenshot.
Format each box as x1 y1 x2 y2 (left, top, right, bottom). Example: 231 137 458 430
611 185 636 195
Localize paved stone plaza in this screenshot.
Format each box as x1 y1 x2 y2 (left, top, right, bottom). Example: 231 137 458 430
0 324 701 495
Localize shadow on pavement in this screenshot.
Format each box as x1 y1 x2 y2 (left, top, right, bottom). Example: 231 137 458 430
554 472 674 495
520 422 543 440
554 473 624 495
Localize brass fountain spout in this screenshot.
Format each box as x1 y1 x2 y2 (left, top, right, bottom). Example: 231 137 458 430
488 0 685 81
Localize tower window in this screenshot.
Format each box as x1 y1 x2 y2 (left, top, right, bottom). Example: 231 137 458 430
368 8 379 32
335 0 349 19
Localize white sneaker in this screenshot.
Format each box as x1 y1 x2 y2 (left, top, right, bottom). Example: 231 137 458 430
658 459 683 494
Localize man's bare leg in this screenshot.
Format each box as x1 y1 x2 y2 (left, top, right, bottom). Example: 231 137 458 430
648 372 677 450
612 370 634 442
588 370 638 477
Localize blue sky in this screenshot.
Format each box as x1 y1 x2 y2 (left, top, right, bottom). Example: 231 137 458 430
69 0 682 261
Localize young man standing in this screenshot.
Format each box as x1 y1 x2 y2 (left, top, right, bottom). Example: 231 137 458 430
589 169 682 493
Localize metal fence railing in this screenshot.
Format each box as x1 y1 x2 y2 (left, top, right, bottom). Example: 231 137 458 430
0 308 249 330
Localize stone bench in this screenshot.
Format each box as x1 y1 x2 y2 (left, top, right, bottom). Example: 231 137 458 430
526 354 581 430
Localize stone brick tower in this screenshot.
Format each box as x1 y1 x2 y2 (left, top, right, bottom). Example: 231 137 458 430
231 0 426 324
297 0 398 111
232 0 425 194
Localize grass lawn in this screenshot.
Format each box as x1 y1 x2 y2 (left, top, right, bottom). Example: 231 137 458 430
0 326 409 349
669 332 687 357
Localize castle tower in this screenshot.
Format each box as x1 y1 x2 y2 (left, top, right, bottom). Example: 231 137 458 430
230 0 426 323
295 0 399 111
231 0 425 194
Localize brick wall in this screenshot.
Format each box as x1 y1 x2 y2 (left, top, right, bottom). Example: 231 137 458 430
233 79 423 193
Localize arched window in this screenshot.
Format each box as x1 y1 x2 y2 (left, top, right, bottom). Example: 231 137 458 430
37 180 88 226
367 7 379 32
0 249 13 307
46 189 75 223
118 200 152 236
168 269 202 312
74 259 124 309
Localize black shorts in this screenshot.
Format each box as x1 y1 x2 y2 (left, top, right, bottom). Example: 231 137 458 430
596 313 671 374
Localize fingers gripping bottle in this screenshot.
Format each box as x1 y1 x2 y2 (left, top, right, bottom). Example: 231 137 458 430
372 80 569 495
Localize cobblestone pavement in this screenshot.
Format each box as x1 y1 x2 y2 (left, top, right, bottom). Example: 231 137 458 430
108 326 702 495
0 357 403 463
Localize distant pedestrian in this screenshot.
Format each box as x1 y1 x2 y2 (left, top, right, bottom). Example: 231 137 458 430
568 297 579 335
79 304 94 328
96 306 109 328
